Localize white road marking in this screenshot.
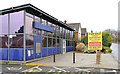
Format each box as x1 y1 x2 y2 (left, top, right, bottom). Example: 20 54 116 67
6 67 22 71
53 67 66 72
75 68 93 72
103 70 117 74
22 66 41 72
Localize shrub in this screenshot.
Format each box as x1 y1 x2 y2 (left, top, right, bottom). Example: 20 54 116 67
83 49 96 53
102 32 113 47
76 43 86 52
105 47 112 53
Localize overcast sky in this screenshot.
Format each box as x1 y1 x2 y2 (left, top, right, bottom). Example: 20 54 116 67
0 0 119 32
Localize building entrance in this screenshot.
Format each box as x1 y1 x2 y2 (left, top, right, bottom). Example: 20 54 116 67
62 39 66 54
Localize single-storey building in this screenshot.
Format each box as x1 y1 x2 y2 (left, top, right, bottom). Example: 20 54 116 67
0 4 74 63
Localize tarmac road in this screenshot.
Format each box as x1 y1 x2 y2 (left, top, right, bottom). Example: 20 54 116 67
1 64 119 74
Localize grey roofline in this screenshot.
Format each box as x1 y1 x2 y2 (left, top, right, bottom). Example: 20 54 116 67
0 4 74 31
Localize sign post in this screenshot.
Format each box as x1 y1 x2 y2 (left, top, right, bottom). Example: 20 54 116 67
88 32 102 64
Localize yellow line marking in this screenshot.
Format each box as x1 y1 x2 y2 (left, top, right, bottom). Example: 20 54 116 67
58 71 62 72
26 64 49 67
25 69 42 72
28 69 34 72
48 70 55 72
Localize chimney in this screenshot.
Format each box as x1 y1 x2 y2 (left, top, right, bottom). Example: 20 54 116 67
64 20 67 24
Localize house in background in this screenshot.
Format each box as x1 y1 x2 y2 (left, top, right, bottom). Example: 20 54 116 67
67 23 87 41
81 28 87 39
67 23 81 41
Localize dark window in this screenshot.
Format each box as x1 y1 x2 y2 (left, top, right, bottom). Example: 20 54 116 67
34 29 41 36
48 32 52 37
48 38 52 47
9 34 24 48
26 35 34 48
66 40 69 46
41 30 47 36
68 40 72 46
10 11 24 34
42 37 47 47
57 38 59 47
0 14 8 34
0 35 8 48
44 31 47 36
53 38 56 47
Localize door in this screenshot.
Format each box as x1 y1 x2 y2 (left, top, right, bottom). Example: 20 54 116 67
62 39 66 54
34 36 42 58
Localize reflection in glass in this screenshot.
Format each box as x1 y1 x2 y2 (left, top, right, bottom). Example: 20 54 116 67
53 38 56 47
0 35 8 48
35 16 40 22
10 11 24 34
0 14 8 34
42 37 47 47
57 39 59 47
9 34 24 48
42 19 46 25
48 38 52 47
26 16 33 34
56 25 60 38
26 35 34 48
48 32 52 37
60 27 62 38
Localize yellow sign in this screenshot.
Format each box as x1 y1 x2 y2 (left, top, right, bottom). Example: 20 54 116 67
88 32 102 50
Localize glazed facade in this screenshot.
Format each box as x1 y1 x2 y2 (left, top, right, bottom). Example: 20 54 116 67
0 8 74 61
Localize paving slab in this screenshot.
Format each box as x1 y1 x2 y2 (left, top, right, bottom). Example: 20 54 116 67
28 52 119 69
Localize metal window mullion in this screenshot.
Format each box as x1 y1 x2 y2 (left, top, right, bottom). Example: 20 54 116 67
55 25 57 54
65 29 66 39
62 27 63 39
24 10 26 61
8 13 10 61
33 15 35 59
47 32 48 56
52 33 53 55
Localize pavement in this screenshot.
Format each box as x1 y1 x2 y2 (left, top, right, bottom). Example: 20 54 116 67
28 52 119 70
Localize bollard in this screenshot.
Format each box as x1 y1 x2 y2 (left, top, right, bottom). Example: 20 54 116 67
53 51 55 62
73 52 75 63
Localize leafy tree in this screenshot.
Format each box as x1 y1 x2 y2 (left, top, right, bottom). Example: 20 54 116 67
102 32 113 47
80 35 88 46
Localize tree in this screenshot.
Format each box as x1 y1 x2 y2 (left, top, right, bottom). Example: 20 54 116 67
80 35 88 46
102 32 113 47
103 29 118 43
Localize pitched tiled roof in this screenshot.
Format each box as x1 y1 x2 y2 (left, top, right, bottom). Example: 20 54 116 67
67 23 81 32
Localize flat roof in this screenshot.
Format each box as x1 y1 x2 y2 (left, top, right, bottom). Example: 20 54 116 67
0 4 74 31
